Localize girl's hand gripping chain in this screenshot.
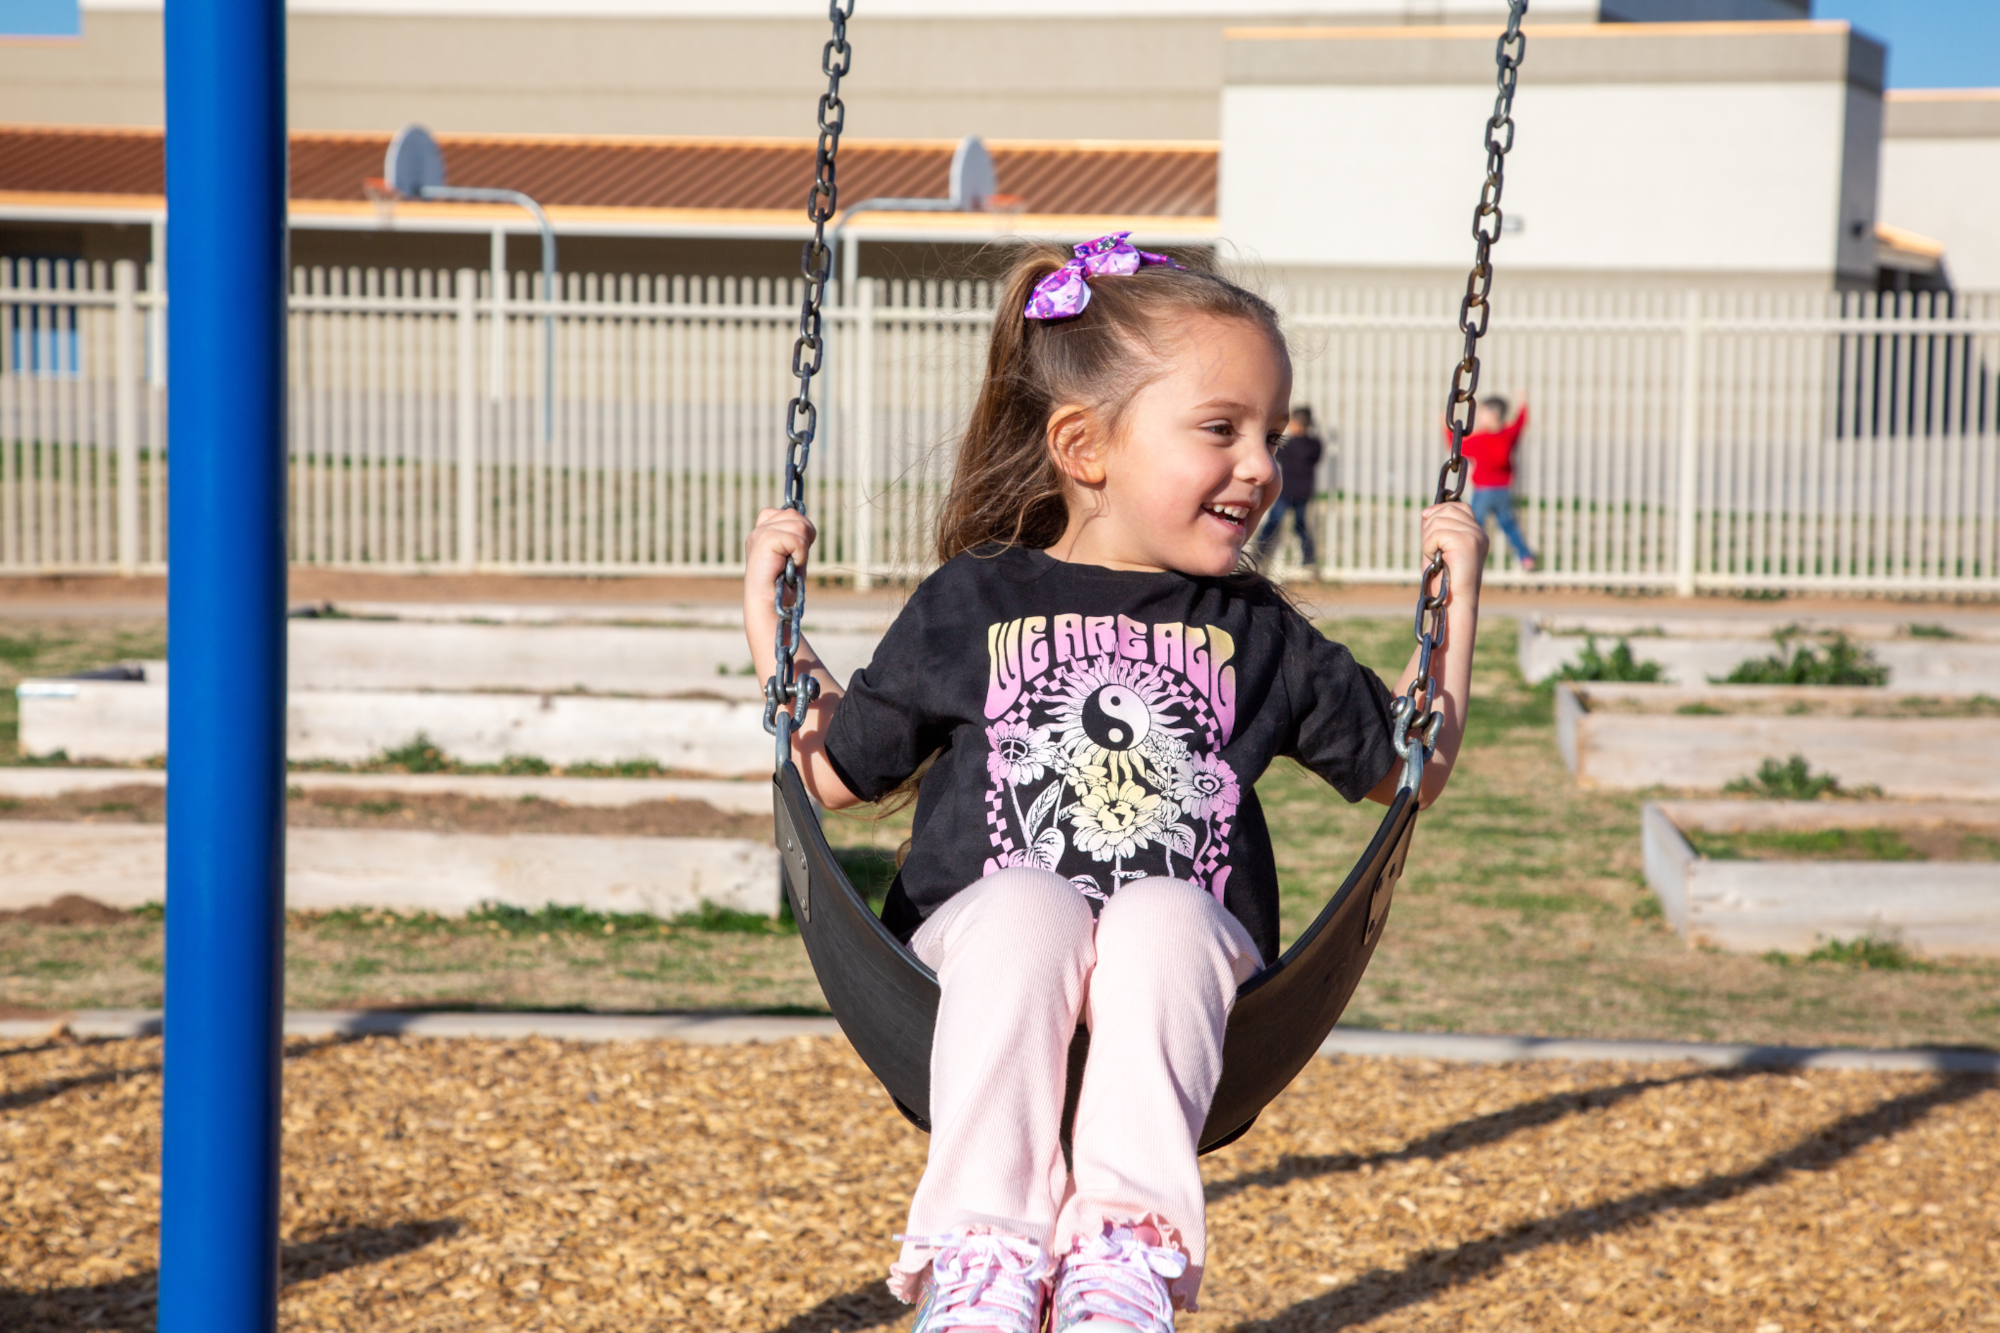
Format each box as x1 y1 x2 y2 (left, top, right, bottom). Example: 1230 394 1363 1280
743 507 860 809
1369 499 1488 809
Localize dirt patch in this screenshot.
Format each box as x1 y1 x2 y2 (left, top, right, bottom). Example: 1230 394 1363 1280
0 785 769 839
1687 824 2000 862
2 1034 1995 1332
0 895 130 926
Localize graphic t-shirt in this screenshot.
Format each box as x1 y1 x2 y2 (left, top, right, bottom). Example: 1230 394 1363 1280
821 544 1400 963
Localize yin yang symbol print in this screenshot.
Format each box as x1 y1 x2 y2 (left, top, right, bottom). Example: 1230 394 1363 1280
981 614 1244 904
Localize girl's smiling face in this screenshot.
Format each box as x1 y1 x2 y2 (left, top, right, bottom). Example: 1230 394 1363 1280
1047 313 1292 577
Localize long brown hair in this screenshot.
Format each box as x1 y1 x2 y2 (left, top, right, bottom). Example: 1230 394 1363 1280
935 242 1288 564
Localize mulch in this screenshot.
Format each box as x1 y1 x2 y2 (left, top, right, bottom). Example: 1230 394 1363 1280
2 1034 1993 1332
0 785 768 840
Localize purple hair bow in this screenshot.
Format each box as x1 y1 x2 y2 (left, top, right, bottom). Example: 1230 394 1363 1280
1023 232 1184 321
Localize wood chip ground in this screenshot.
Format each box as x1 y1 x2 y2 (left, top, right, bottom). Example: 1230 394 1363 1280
3 1035 1994 1331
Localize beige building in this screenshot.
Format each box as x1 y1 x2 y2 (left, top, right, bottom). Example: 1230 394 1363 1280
1878 90 2000 292
1222 19 1894 290
7 0 1990 294
6 1 1807 141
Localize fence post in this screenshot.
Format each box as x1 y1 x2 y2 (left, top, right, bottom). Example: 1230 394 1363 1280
113 259 141 574
853 277 876 590
1674 289 1702 598
456 268 479 568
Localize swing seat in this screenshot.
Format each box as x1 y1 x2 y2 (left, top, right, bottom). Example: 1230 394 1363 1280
772 760 1418 1154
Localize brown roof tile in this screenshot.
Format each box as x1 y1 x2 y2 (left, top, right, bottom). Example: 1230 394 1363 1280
0 125 1215 218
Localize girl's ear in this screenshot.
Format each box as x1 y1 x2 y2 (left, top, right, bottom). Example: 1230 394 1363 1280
1047 405 1105 486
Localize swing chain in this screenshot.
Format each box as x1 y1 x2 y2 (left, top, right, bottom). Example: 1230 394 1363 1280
1398 0 1526 791
766 0 855 760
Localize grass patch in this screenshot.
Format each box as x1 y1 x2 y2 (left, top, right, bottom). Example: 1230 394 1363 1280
1459 889 1602 920
1905 623 1961 640
287 734 662 780
1687 826 1919 862
5 610 2000 1048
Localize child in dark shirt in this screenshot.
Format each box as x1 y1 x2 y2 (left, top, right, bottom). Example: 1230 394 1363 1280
742 234 1486 1333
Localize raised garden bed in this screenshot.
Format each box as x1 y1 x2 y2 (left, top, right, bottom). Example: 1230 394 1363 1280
1642 799 2000 958
15 676 773 773
1518 614 2000 693
0 785 779 918
1556 682 2000 797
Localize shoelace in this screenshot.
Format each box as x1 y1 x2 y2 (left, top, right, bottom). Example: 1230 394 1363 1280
896 1231 1053 1333
1054 1227 1187 1333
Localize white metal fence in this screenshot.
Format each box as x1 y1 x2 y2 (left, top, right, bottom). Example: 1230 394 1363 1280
5 257 1998 594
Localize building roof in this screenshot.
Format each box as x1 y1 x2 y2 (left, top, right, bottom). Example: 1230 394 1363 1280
0 124 1218 240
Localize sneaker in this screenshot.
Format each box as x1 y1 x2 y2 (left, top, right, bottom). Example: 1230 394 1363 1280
899 1232 1052 1333
1051 1226 1186 1333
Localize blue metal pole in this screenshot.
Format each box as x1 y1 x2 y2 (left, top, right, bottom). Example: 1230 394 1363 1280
159 0 289 1328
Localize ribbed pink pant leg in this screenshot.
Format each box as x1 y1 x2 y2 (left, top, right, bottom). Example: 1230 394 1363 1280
1056 876 1261 1310
889 868 1094 1300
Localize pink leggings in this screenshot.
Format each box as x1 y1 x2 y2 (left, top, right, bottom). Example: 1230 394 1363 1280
888 868 1261 1310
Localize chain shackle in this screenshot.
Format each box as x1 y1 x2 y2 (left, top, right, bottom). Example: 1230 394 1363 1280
1401 0 1527 791
766 0 854 763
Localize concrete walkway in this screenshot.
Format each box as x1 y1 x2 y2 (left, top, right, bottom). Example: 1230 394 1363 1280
5 1010 1994 1072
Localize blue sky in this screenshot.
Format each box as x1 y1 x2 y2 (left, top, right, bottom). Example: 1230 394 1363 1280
1814 0 2000 89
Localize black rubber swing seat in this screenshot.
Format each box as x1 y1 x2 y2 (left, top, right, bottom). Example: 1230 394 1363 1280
772 760 1419 1155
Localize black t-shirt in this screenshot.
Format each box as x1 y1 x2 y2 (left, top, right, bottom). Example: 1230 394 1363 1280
822 544 1399 964
1278 431 1324 504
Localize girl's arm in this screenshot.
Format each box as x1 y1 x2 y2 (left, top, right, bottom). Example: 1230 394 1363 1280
1367 499 1488 809
743 506 862 810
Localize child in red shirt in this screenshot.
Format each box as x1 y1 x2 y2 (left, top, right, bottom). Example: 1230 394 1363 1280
1455 396 1537 572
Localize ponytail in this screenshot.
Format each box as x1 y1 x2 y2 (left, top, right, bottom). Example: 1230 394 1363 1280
935 243 1286 565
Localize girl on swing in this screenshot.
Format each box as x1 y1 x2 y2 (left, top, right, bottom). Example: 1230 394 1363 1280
743 235 1486 1333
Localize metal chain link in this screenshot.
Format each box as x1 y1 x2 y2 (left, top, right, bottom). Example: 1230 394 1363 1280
766 0 854 764
1394 0 1528 790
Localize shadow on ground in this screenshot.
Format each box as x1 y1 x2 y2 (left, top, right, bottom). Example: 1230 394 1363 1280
0 1219 463 1333
1215 1072 1995 1331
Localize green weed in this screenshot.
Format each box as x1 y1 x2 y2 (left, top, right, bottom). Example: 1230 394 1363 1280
668 902 791 935
1722 755 1873 801
564 758 667 779
1676 702 1725 715
1716 631 1889 687
1905 623 1961 640
1804 937 1928 971
1558 636 1665 683
376 733 451 773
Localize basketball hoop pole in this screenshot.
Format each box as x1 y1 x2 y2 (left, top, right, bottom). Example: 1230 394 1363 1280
159 0 289 1328
420 185 556 443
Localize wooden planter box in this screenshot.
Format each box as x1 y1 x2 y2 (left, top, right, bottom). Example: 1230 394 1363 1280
1642 800 2000 958
17 677 773 775
1556 682 2000 798
1519 615 2000 693
0 824 779 918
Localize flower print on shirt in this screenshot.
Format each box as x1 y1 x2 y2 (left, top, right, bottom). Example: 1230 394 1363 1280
979 613 1243 903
